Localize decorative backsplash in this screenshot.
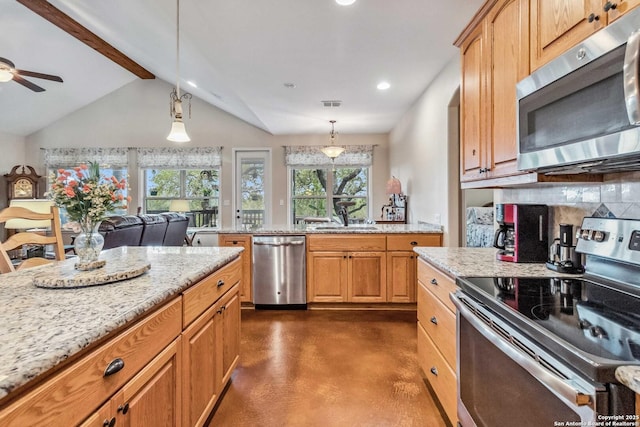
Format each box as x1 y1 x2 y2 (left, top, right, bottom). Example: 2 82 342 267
494 172 640 239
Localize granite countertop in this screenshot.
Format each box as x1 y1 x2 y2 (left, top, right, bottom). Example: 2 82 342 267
615 366 640 394
0 246 243 401
413 247 580 279
216 223 443 235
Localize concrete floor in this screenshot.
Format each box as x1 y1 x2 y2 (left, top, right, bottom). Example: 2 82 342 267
207 309 447 427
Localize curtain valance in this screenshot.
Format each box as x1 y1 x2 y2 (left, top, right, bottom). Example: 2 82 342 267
136 147 222 169
284 145 374 167
43 148 129 168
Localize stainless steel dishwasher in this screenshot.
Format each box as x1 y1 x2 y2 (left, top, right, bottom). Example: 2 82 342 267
252 235 306 308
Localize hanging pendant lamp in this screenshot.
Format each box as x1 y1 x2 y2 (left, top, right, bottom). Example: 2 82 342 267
321 120 345 159
167 0 192 143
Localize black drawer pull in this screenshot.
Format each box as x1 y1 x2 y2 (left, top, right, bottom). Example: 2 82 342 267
430 316 438 325
430 278 438 285
430 367 438 376
410 241 418 245
118 402 129 414
232 240 239 245
103 418 116 427
104 358 125 377
217 279 225 287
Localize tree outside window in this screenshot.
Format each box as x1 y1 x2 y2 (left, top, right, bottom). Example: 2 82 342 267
291 167 368 224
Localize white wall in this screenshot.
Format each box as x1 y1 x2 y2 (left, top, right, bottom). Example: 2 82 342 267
389 57 462 246
23 79 389 226
0 132 28 206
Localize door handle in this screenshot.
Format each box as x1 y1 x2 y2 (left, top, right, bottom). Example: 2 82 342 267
624 29 640 124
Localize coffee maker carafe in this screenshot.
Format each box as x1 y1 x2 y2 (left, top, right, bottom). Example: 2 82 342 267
546 223 584 273
493 204 549 263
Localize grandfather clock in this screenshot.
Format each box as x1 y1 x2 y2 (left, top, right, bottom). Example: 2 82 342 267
5 165 41 203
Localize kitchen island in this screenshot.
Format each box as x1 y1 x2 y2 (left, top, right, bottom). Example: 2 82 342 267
0 246 243 427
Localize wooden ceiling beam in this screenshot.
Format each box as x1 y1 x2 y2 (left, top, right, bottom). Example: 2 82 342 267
16 0 155 79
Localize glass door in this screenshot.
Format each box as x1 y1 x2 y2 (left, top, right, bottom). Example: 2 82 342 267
234 150 271 229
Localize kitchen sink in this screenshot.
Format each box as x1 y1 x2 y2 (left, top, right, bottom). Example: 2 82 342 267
312 225 378 230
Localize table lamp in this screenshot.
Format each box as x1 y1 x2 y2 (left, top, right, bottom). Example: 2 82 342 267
169 199 191 214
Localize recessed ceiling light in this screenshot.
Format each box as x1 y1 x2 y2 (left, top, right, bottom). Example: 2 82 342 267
377 81 391 90
336 0 356 5
187 80 197 88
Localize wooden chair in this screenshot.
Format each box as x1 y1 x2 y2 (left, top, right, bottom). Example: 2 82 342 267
0 205 65 273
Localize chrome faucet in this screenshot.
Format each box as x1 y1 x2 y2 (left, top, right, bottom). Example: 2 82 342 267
336 201 356 226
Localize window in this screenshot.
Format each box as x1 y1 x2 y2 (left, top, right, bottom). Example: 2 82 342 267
49 167 128 225
144 169 220 227
291 167 369 224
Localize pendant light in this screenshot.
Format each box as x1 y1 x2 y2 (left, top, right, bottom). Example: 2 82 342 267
167 0 192 143
320 120 345 159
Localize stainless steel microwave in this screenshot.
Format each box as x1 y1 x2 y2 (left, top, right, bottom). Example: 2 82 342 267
517 7 640 174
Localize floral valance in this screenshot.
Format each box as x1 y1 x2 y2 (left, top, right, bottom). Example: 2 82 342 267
284 145 374 167
43 148 129 168
136 147 222 169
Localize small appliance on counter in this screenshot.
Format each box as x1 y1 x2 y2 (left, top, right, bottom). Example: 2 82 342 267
546 223 585 274
493 203 548 263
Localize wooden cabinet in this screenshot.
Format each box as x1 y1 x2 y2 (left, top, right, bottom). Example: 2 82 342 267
182 260 241 427
307 235 387 303
416 258 458 425
459 0 529 183
386 234 442 303
219 234 252 303
530 0 640 71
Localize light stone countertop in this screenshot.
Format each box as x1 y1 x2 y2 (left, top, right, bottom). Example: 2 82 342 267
412 247 580 278
0 246 243 401
615 366 640 394
216 223 443 234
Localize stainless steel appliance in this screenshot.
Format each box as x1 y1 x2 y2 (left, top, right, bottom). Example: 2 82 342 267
454 217 640 426
547 223 585 274
252 235 306 308
493 204 548 263
517 7 640 174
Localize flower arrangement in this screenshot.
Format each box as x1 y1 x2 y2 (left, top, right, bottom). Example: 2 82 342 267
48 162 130 231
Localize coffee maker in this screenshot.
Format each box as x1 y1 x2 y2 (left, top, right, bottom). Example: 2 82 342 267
493 204 549 262
546 223 585 273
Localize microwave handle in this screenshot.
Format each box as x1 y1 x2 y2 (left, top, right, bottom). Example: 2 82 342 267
624 30 640 125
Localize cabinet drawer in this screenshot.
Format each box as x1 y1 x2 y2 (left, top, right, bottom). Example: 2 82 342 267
417 258 457 312
219 234 251 247
307 235 386 251
418 281 456 368
417 322 457 425
183 257 242 327
386 234 442 251
0 298 182 427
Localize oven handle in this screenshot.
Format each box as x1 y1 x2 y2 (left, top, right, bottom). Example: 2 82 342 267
452 293 595 410
624 29 640 125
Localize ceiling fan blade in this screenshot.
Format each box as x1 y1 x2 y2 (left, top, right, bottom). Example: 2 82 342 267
12 74 45 92
15 69 63 83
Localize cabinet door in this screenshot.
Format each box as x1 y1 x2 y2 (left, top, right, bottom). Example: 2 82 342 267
486 0 529 178
348 251 387 303
113 338 182 427
607 0 640 22
182 303 219 427
219 288 241 390
307 251 348 302
219 234 252 302
387 251 417 303
460 23 486 182
530 0 604 70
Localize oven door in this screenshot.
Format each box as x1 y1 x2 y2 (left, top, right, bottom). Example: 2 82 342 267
452 292 606 427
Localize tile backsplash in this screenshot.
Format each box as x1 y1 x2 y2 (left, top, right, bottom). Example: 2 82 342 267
494 172 640 239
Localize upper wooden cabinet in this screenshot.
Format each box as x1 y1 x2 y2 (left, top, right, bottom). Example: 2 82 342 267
531 0 640 71
459 0 529 183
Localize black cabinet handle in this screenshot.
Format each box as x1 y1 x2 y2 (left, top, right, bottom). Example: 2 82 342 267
588 13 600 22
343 255 347 259
118 403 129 414
410 241 418 246
430 316 438 325
430 367 438 376
604 1 617 12
217 279 225 287
103 418 116 427
232 240 238 245
430 278 438 286
104 358 125 377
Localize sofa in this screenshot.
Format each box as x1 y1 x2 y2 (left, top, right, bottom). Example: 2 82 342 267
99 213 189 249
465 206 494 248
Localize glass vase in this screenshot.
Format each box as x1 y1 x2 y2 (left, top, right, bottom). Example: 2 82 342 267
74 220 105 266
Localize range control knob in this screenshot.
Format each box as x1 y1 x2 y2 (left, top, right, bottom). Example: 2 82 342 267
592 231 606 242
578 319 592 329
590 326 607 339
580 229 591 240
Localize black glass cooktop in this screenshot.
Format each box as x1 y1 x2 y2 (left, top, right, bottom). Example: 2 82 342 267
457 276 640 367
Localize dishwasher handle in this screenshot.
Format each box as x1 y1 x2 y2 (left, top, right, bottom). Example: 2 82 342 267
253 240 305 247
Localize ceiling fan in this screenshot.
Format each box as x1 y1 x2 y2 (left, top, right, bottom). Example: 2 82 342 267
0 57 63 92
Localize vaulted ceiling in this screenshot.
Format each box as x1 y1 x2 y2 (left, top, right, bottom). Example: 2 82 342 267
0 0 483 137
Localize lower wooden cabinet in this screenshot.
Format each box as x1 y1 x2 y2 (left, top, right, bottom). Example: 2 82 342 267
219 234 252 303
417 258 458 425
